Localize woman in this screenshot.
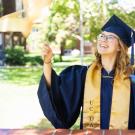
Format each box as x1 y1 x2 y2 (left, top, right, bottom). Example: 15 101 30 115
37 15 135 129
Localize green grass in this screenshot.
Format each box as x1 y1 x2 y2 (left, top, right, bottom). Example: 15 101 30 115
0 66 66 85
24 114 81 129
0 55 95 85
0 67 42 85
24 118 54 129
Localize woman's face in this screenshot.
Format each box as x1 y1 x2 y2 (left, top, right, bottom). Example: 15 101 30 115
97 31 120 55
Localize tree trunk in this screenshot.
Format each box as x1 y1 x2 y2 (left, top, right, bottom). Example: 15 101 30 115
60 44 65 62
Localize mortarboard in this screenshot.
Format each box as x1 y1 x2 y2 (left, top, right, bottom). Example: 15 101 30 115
101 15 135 65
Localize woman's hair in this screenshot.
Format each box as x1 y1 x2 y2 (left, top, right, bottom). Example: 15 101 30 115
94 39 133 79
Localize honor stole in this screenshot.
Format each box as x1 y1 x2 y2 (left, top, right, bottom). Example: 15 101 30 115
83 62 130 129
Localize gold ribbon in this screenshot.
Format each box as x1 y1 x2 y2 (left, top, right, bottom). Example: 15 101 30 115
83 62 130 129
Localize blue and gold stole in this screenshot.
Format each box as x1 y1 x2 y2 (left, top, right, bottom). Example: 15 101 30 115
83 62 130 129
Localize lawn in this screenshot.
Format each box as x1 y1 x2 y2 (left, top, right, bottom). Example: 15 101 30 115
0 55 95 85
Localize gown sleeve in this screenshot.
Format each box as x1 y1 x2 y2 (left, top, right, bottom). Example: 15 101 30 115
37 65 87 128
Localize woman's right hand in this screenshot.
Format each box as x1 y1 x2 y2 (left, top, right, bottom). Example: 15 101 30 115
41 45 52 87
41 45 53 64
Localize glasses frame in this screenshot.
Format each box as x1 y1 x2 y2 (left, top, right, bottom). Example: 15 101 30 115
97 33 119 42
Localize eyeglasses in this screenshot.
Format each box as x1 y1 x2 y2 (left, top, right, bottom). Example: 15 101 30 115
97 34 119 42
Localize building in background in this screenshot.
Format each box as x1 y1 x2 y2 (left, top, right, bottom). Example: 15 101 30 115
0 0 52 66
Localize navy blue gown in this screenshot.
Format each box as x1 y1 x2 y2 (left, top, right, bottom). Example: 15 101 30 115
37 65 135 129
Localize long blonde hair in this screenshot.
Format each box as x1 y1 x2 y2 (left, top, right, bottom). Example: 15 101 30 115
94 40 133 79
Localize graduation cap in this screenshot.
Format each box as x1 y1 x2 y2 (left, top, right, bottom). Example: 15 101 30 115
101 15 135 65
101 15 135 82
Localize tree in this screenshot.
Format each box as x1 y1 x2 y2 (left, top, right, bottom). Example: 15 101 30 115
43 0 79 61
107 1 135 28
41 0 135 62
81 0 108 42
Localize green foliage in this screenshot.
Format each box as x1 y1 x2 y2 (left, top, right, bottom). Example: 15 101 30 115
32 0 135 51
106 0 135 29
43 0 109 44
51 0 79 16
5 46 26 66
43 0 80 47
25 56 43 66
24 117 80 129
5 46 43 66
14 1 135 65
83 0 135 41
82 0 108 41
84 34 90 41
24 118 53 129
65 37 77 49
108 6 135 28
53 54 62 63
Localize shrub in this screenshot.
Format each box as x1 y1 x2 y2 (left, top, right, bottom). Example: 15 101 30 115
53 54 61 62
25 56 43 66
5 46 26 66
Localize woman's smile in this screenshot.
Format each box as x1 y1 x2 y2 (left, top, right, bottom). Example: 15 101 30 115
98 43 110 52
99 44 109 48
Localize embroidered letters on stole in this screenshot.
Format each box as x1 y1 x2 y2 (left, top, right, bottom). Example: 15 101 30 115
83 62 130 129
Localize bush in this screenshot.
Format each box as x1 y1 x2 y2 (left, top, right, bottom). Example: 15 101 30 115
5 46 43 66
25 56 43 66
5 46 26 66
53 54 61 62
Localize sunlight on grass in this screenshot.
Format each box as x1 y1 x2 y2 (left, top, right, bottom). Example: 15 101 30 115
24 118 54 129
0 67 42 85
24 115 81 129
0 55 94 85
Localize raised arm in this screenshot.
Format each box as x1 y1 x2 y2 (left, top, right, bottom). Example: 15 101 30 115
38 46 88 128
41 45 53 88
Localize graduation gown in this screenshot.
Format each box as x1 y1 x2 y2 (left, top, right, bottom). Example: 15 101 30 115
37 65 135 129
